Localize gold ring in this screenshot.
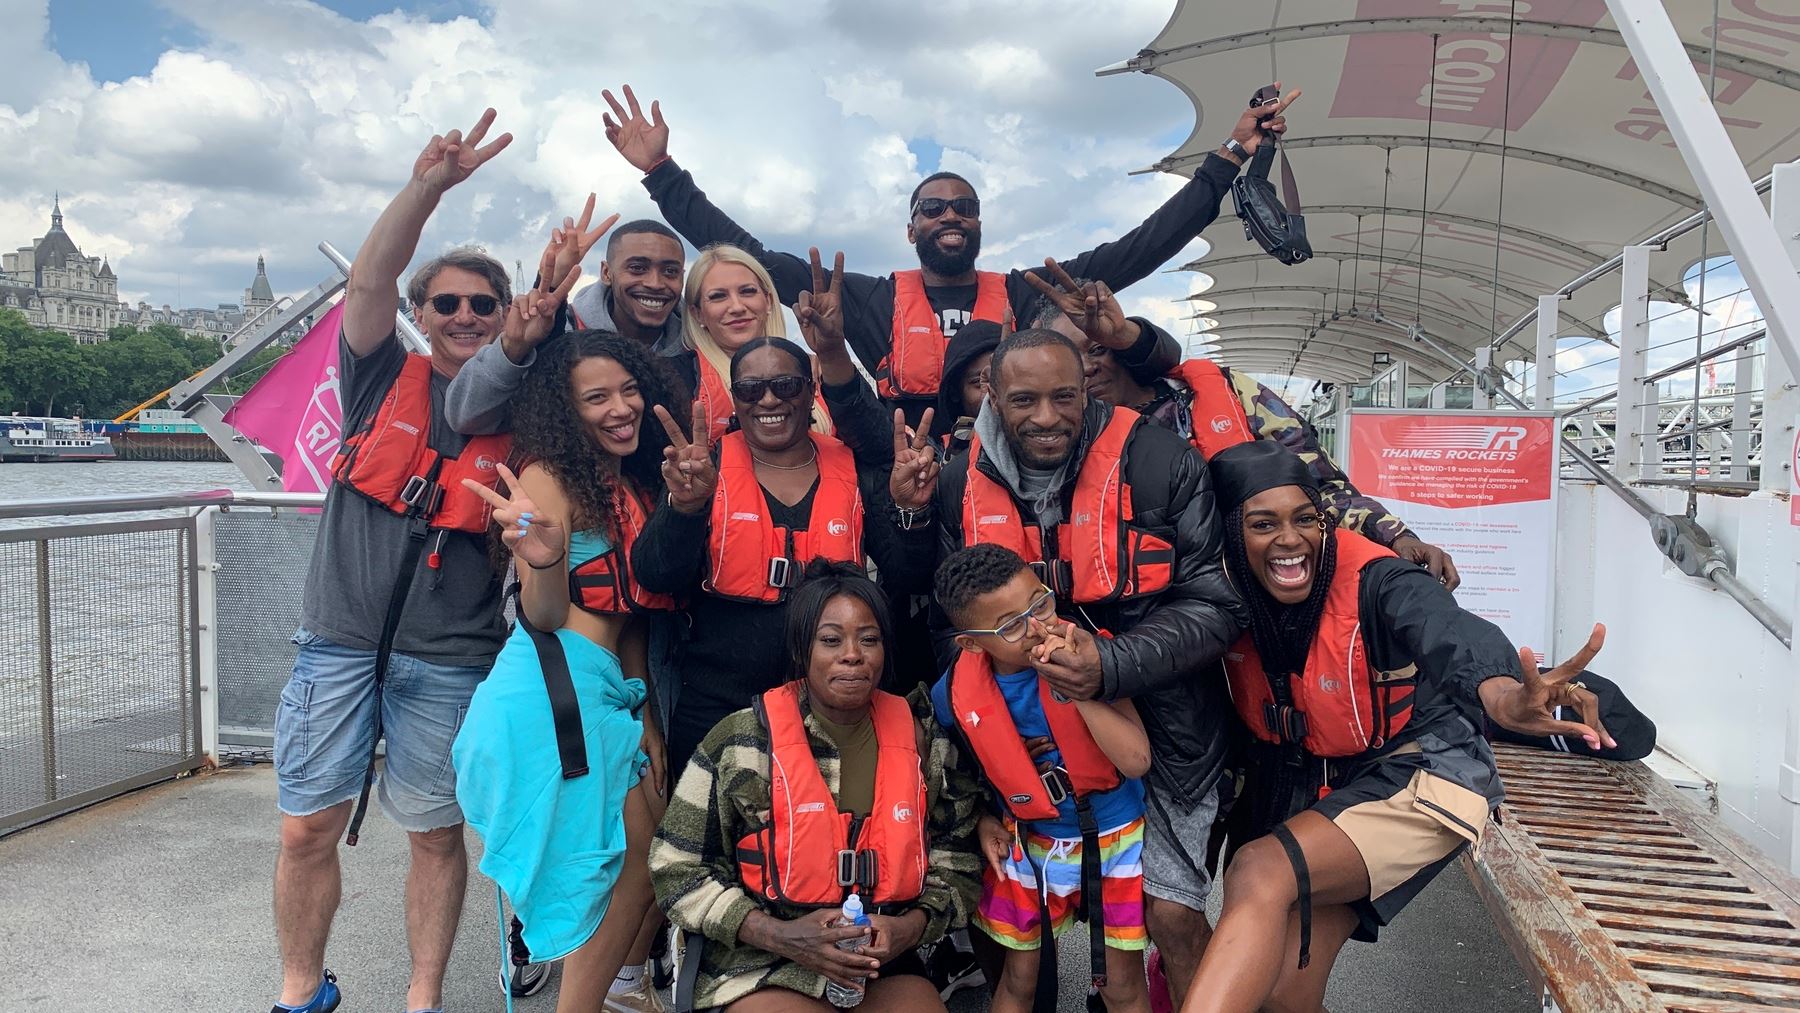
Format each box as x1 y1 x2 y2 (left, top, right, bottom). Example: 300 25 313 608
1567 681 1588 693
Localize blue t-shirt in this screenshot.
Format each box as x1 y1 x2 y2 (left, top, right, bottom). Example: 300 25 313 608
930 663 1144 839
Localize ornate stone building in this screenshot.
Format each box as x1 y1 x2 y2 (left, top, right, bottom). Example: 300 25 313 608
1 196 122 343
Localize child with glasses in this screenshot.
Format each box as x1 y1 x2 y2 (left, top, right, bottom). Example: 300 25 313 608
927 544 1154 1013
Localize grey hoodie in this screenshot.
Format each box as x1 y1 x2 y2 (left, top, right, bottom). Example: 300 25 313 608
443 287 687 436
971 400 1074 527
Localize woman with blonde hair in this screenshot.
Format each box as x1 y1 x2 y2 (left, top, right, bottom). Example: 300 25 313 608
682 243 876 446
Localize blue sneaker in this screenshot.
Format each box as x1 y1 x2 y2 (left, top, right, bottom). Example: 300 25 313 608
271 969 341 1013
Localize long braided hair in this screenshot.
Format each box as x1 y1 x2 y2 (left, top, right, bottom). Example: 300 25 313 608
1222 486 1338 838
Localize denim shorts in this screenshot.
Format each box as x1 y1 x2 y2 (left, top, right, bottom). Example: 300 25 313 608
274 628 488 832
1141 781 1223 910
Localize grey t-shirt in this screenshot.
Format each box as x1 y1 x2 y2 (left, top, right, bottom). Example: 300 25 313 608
299 331 507 667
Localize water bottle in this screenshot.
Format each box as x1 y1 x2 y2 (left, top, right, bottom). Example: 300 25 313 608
825 893 871 1008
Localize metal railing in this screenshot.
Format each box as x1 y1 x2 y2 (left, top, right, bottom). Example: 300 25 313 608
0 490 326 835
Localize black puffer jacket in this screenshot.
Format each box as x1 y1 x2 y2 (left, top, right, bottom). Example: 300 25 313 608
889 400 1248 803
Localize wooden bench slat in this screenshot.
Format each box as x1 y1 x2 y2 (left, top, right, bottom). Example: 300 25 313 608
1503 799 1671 825
1512 813 1690 840
1610 926 1800 965
1561 867 1758 893
1636 966 1800 1004
1579 893 1789 926
1627 948 1800 984
1594 911 1800 948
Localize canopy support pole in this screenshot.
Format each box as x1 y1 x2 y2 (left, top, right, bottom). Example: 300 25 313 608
1603 0 1800 378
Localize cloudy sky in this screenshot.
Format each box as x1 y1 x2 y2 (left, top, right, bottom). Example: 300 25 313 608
4 0 1220 342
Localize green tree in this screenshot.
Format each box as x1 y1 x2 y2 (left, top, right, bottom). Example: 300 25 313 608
1 328 93 416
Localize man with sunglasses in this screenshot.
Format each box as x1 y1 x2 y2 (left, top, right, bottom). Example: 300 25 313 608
270 108 517 1013
885 325 1248 1010
599 84 1299 423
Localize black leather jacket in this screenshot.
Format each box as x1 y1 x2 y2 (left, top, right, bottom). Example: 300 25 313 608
887 400 1248 803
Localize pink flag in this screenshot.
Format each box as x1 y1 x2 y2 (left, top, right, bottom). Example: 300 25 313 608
224 302 345 494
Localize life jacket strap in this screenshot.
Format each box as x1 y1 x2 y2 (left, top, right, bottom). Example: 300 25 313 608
1271 822 1313 970
1076 797 1107 989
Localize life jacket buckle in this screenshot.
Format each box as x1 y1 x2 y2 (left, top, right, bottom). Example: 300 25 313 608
836 849 857 888
1263 702 1310 744
1026 560 1075 599
767 557 797 590
399 474 444 517
1041 766 1071 806
856 849 878 892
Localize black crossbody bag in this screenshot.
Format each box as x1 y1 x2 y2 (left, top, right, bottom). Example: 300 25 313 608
1231 87 1311 266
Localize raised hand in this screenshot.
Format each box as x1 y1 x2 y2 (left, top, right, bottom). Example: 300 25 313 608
795 248 848 360
412 107 513 195
602 85 670 174
1022 258 1137 350
461 462 564 569
1478 623 1616 751
549 193 621 289
500 263 584 362
1230 83 1303 157
1034 619 1103 701
655 400 718 515
889 408 941 511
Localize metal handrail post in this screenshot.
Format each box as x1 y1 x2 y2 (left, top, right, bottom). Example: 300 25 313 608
1535 295 1562 410
193 507 220 765
35 540 56 805
1733 343 1755 482
1615 246 1655 481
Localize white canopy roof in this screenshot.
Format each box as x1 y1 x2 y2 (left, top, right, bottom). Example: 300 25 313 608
1106 0 1800 385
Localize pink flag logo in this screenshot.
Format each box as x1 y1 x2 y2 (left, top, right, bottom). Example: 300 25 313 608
223 302 345 494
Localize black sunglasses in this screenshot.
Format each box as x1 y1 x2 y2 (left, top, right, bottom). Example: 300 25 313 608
911 196 981 220
730 375 812 403
428 293 501 317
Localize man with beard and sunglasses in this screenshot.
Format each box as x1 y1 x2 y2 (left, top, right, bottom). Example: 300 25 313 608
598 84 1299 424
270 109 521 1013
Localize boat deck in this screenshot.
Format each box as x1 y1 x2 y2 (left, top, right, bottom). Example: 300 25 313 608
0 765 1537 1012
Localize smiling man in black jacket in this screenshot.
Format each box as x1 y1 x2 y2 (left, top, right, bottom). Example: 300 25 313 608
598 84 1298 424
884 326 1248 999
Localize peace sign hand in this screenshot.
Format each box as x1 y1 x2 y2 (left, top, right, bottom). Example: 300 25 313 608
548 193 621 289
602 85 670 174
501 262 585 362
1478 623 1616 751
461 462 564 569
655 401 717 515
889 408 941 511
1022 259 1138 351
412 108 513 195
796 248 848 359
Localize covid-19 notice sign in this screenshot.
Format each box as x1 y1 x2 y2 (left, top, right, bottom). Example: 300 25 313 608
1345 409 1559 658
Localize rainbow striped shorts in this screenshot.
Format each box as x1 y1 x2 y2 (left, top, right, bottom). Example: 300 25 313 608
974 816 1147 951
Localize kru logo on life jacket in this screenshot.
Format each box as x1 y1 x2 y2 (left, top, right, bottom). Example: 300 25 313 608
962 406 1174 603
878 269 1007 398
946 651 1120 822
706 431 864 602
331 354 509 534
1223 530 1418 758
736 682 928 907
1171 360 1254 460
569 482 678 616
694 353 835 445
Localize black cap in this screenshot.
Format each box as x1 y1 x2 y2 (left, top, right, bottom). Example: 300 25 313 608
933 320 1005 438
1209 440 1317 512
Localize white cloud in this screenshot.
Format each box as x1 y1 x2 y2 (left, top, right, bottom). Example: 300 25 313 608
3 0 1253 356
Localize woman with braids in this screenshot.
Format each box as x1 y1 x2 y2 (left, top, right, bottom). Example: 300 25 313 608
451 321 691 1013
650 560 980 1013
1184 440 1614 1013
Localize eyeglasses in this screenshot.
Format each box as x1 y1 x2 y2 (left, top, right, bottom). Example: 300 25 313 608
954 586 1057 643
428 293 501 317
730 375 812 403
911 196 981 220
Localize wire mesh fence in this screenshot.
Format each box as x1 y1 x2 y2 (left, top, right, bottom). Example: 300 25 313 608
0 519 200 835
213 509 320 744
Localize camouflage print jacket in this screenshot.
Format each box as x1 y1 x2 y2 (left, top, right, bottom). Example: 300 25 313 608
649 686 982 1010
1140 369 1413 547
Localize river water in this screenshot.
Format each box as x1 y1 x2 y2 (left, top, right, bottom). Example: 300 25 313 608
5 460 253 517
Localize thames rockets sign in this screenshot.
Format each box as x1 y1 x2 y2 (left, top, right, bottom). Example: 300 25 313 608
1347 410 1559 657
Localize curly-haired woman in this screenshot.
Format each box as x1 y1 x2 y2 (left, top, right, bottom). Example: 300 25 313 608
452 319 692 1013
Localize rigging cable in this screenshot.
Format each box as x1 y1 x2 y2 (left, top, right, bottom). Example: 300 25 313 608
1416 34 1440 327
1688 0 1722 506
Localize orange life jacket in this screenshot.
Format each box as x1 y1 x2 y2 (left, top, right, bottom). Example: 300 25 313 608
568 482 677 616
1170 359 1253 459
1223 530 1418 758
330 353 509 533
878 269 1008 398
945 651 1120 821
736 682 928 907
693 353 835 445
961 407 1173 603
705 431 864 602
